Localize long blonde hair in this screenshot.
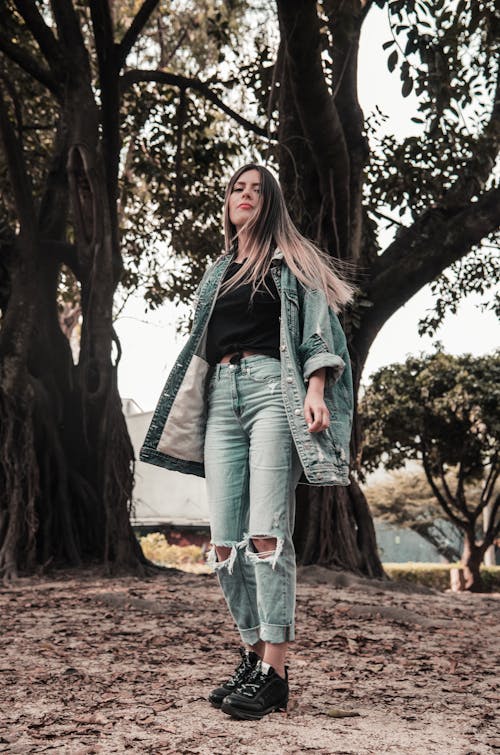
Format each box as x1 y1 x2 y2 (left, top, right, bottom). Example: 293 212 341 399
220 163 356 312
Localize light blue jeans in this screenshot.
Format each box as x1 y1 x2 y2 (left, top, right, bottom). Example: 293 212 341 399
204 354 303 644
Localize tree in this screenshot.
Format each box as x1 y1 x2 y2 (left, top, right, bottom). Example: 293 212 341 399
1 1 499 581
359 351 500 591
275 0 500 575
363 467 464 563
0 0 247 580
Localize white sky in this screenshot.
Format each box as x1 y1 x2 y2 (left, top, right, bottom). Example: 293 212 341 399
115 6 499 412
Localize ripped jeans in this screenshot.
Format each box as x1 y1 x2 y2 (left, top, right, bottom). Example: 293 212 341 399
204 354 303 644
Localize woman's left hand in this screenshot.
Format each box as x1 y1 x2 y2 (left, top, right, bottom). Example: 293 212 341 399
304 389 330 433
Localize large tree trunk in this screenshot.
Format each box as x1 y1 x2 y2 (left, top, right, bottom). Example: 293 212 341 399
277 0 385 577
0 209 147 581
293 347 385 576
294 478 384 576
0 11 150 580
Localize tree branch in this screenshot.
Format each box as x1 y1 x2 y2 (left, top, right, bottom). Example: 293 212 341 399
277 0 351 258
116 0 161 69
442 457 471 521
323 0 370 260
421 444 468 529
120 70 270 137
0 31 58 94
49 0 89 68
474 458 499 520
437 462 464 514
38 118 69 239
0 79 36 234
89 0 119 186
89 0 115 64
361 185 500 348
40 240 80 277
483 459 499 506
13 0 61 68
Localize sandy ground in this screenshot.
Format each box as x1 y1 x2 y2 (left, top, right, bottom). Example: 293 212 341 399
0 564 499 755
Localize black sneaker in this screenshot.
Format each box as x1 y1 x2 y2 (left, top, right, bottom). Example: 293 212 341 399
208 647 260 709
221 660 289 720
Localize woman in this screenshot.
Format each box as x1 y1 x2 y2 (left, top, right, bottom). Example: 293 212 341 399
140 163 355 721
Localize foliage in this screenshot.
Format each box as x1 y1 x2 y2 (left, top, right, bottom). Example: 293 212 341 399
139 531 207 573
360 350 499 587
364 0 500 333
0 0 269 321
360 351 499 481
2 0 498 331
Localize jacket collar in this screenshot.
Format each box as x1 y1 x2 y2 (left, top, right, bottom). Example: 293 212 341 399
223 244 284 265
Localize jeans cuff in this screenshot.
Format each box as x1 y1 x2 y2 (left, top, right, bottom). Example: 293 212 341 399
257 623 295 643
238 623 295 644
238 625 262 646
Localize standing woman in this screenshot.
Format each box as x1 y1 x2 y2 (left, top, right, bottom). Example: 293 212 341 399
140 163 355 721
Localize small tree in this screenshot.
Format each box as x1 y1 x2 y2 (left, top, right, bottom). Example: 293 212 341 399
360 351 500 591
364 467 465 562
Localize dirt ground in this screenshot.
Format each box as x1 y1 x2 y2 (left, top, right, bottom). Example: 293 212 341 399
0 564 499 755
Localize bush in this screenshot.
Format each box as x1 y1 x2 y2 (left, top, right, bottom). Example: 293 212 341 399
383 562 500 591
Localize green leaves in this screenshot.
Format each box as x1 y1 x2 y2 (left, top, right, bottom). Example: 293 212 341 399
360 351 500 531
365 0 498 333
387 49 398 73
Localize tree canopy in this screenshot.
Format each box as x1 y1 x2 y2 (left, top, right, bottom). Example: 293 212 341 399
360 350 500 589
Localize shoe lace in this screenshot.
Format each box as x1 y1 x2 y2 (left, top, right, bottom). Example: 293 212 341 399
229 649 253 685
238 665 268 697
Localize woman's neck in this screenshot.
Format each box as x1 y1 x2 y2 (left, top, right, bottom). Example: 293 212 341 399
235 228 249 260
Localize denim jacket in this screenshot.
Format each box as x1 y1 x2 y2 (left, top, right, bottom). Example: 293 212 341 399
139 248 353 485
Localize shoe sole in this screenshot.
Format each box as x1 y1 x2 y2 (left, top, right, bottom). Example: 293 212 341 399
208 696 224 709
220 699 288 720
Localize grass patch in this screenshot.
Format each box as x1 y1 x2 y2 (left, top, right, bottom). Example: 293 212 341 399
383 562 500 591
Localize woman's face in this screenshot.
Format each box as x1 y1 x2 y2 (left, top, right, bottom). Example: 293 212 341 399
228 168 262 231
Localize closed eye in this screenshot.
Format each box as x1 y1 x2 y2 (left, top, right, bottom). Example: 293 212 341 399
232 185 261 193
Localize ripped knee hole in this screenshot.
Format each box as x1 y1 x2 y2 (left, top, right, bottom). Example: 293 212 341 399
251 536 278 558
214 545 232 562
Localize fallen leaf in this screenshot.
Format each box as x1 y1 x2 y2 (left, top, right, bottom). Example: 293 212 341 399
326 708 361 718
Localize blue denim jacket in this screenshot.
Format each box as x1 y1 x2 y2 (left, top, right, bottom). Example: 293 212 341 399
139 248 353 485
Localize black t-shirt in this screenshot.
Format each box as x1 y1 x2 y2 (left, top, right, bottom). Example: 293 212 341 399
205 261 281 366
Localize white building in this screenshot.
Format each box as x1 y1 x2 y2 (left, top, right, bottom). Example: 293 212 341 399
123 399 209 528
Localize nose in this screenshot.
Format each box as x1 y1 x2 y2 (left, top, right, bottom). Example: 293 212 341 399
241 186 252 199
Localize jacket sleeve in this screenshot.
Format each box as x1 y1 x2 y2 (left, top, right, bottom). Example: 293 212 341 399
297 287 346 385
